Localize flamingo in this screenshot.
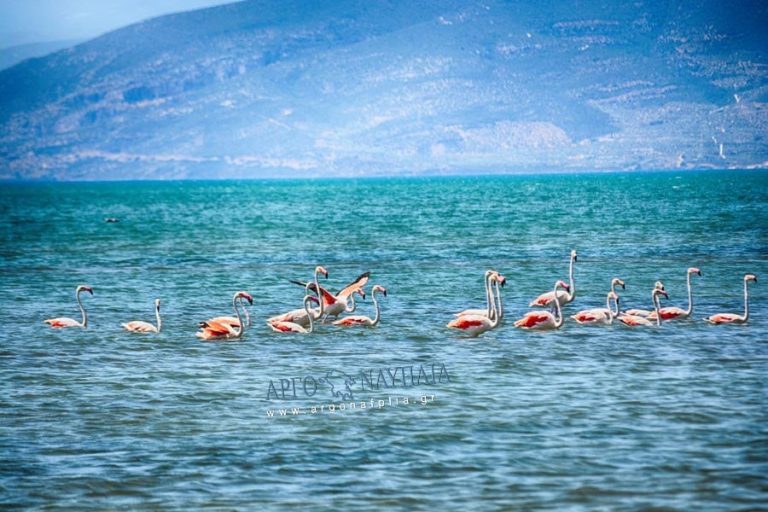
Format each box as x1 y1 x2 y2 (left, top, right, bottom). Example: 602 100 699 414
196 291 253 341
447 274 505 336
647 267 701 321
705 274 757 325
624 281 666 317
515 281 568 330
268 265 328 328
122 299 162 333
569 278 624 323
291 271 369 322
571 291 620 325
267 295 318 334
334 285 388 327
618 287 668 327
454 271 507 320
530 250 577 307
44 285 93 328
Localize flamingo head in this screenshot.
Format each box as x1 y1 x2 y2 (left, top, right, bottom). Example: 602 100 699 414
654 288 669 300
612 278 625 289
77 285 94 295
570 249 578 262
688 267 702 276
155 298 161 309
555 280 570 292
607 291 619 301
237 291 254 305
493 272 507 287
654 280 665 291
373 285 387 297
306 295 320 305
315 266 329 279
356 288 366 300
745 274 757 283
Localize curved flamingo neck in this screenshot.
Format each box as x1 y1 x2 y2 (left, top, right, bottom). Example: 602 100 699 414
553 284 564 327
484 271 493 318
371 289 382 326
314 269 325 319
304 296 315 333
155 303 162 332
493 279 503 321
605 293 614 323
345 294 357 313
76 288 87 327
232 294 245 337
743 278 750 321
685 271 694 316
652 290 662 326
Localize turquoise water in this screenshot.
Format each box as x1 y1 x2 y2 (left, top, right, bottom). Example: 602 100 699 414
1 171 767 510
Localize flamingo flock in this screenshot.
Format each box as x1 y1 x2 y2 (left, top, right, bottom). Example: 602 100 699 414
43 251 759 339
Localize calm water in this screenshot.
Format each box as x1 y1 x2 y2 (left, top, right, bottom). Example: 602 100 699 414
1 171 767 510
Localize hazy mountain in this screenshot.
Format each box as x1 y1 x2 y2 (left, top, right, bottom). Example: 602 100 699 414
1 0 766 180
0 40 82 71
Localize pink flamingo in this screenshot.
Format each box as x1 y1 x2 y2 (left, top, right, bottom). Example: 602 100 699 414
44 285 93 328
569 277 624 323
647 267 701 321
705 274 757 325
571 291 619 325
196 291 253 341
291 271 369 322
334 285 388 327
618 287 668 327
268 265 328 327
447 273 505 336
122 299 162 333
267 295 318 334
530 250 577 307
454 270 506 320
515 281 568 330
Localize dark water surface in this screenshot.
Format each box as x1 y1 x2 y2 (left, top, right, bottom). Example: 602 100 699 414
1 171 767 510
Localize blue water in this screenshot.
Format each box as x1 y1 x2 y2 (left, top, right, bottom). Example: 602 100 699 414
1 170 767 510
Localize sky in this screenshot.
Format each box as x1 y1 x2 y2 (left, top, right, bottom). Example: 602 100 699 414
0 0 236 49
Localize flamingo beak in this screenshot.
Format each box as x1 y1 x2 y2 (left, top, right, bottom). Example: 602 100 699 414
382 289 388 297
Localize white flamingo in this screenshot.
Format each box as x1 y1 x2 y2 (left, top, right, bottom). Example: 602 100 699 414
267 295 318 334
122 299 162 333
334 285 388 327
647 267 701 321
618 287 668 327
44 285 93 328
515 281 568 330
268 266 328 327
705 274 757 325
530 249 577 307
196 291 253 341
571 291 619 325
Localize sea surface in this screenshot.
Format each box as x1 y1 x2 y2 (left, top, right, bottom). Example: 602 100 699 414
1 170 767 510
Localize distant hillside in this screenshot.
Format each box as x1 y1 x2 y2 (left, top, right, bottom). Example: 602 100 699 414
0 40 82 71
1 0 766 180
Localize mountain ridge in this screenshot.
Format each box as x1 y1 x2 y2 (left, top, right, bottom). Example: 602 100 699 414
1 0 766 180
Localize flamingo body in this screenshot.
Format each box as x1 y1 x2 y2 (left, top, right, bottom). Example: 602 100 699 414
196 291 253 341
333 285 387 328
122 320 158 333
447 315 495 337
514 311 559 330
44 285 93 328
45 318 84 328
